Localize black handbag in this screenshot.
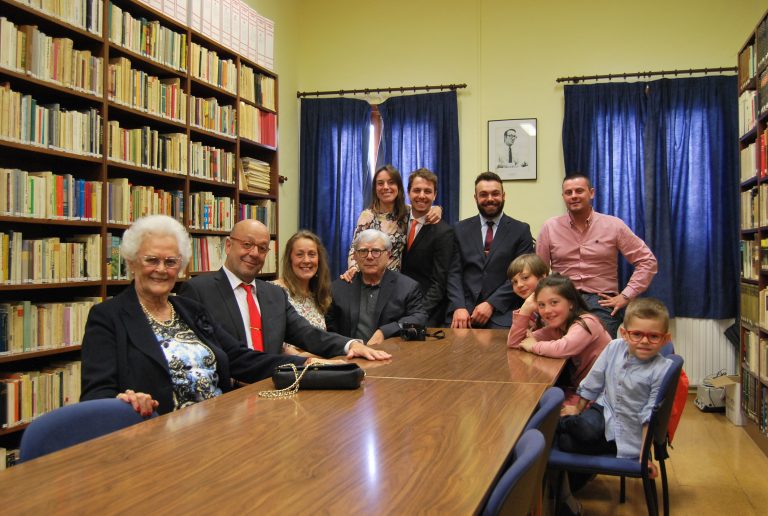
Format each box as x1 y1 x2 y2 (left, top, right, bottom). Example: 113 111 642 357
259 362 365 398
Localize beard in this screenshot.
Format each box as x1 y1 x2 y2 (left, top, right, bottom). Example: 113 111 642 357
477 199 505 218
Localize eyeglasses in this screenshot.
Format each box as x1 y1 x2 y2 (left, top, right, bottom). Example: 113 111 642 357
141 255 182 269
624 330 667 344
354 248 385 258
230 236 270 254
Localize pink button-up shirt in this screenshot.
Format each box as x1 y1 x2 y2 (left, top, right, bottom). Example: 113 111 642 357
536 211 657 299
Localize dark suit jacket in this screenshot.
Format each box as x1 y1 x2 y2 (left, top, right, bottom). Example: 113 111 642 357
178 269 349 357
80 286 305 415
326 269 427 340
446 213 534 328
401 220 455 327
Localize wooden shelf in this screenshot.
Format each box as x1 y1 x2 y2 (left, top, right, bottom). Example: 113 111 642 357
0 345 81 364
0 216 101 228
0 281 101 291
0 139 102 163
0 65 102 104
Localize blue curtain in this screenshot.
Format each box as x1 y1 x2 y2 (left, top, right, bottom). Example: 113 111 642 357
299 98 371 276
378 91 460 224
562 77 739 318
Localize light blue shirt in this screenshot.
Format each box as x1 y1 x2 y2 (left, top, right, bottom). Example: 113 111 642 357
577 339 672 459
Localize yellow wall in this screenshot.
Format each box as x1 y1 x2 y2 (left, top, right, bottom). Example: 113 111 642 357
251 0 765 243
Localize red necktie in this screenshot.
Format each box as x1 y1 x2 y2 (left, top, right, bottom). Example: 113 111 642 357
407 219 418 250
241 283 263 351
484 221 494 255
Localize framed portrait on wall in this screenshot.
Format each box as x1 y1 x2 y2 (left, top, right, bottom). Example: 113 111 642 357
487 118 537 180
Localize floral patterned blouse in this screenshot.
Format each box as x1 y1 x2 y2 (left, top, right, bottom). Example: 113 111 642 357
271 281 326 330
347 208 408 271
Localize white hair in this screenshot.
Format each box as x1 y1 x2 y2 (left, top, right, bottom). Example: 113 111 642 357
120 215 192 268
354 229 392 250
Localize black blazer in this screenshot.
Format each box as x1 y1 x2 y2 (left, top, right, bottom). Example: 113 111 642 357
401 220 455 327
80 286 305 415
326 269 427 340
178 269 348 357
446 214 534 328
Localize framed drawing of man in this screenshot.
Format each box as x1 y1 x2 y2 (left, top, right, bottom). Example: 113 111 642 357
488 118 537 180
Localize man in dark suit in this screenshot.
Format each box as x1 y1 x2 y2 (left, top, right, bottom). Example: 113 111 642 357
400 168 455 327
327 229 427 346
179 219 390 361
447 171 535 329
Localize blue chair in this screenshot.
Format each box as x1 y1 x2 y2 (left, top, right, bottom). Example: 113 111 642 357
548 354 684 516
659 342 674 357
20 398 155 462
482 429 547 516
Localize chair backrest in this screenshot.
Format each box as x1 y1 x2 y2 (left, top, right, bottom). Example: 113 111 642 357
523 387 565 450
482 429 546 516
20 398 154 462
659 342 675 357
639 354 683 464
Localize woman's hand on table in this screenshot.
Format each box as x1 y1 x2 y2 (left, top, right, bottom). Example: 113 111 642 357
117 389 158 417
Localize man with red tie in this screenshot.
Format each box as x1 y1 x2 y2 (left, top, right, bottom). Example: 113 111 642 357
400 168 455 327
179 219 389 360
446 172 535 329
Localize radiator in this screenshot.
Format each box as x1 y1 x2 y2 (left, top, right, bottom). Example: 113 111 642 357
669 318 738 387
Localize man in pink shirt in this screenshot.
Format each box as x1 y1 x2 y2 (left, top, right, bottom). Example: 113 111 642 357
537 174 657 336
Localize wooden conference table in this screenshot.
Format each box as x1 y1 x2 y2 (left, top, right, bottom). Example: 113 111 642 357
0 329 564 514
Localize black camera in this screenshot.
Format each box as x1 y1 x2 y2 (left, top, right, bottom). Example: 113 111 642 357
400 323 426 341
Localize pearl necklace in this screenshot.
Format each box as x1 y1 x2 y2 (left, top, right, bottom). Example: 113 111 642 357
139 299 177 327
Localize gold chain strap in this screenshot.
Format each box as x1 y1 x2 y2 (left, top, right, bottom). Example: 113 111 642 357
258 362 319 398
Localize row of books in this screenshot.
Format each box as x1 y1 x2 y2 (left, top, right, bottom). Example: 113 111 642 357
189 142 235 184
108 2 188 72
106 177 184 224
106 232 127 280
760 71 768 117
239 65 275 111
189 42 236 94
240 200 276 233
239 156 271 195
106 121 187 174
190 235 225 272
238 103 277 147
0 232 101 285
741 239 761 280
742 141 757 182
0 168 102 222
757 16 768 73
108 57 187 122
742 188 759 230
0 17 103 96
190 96 236 137
0 83 102 156
0 448 18 469
742 327 768 381
739 44 756 90
741 368 761 422
740 90 758 137
16 0 102 36
0 300 97 354
0 360 81 430
188 191 234 231
741 282 761 328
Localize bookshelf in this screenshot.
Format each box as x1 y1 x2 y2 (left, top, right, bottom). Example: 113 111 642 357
0 0 280 457
738 6 768 456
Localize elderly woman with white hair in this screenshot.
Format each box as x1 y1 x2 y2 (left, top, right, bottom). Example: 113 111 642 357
80 215 312 416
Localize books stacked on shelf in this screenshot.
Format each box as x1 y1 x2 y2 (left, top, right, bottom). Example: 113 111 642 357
189 43 236 94
741 188 759 229
238 102 276 146
107 2 187 72
0 83 102 156
740 44 756 90
107 57 186 122
0 232 101 284
188 191 234 231
189 142 235 184
0 20 104 96
239 157 270 194
740 90 758 137
261 242 276 274
743 368 760 420
107 121 187 174
0 299 97 353
240 200 275 233
741 281 760 326
15 0 103 36
106 232 128 280
758 17 768 72
761 238 768 271
190 235 226 272
239 65 275 110
742 239 760 280
742 141 757 182
0 359 81 429
760 70 768 117
0 168 102 221
107 177 184 224
190 96 236 137
744 327 761 376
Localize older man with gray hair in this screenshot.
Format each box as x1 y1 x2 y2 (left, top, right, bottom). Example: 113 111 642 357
326 229 427 346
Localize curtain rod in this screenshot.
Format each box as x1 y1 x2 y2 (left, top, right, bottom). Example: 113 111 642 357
556 66 737 84
296 83 467 98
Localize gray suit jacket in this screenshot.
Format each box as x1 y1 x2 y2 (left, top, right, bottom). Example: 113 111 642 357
178 269 349 357
326 269 427 340
446 213 534 328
